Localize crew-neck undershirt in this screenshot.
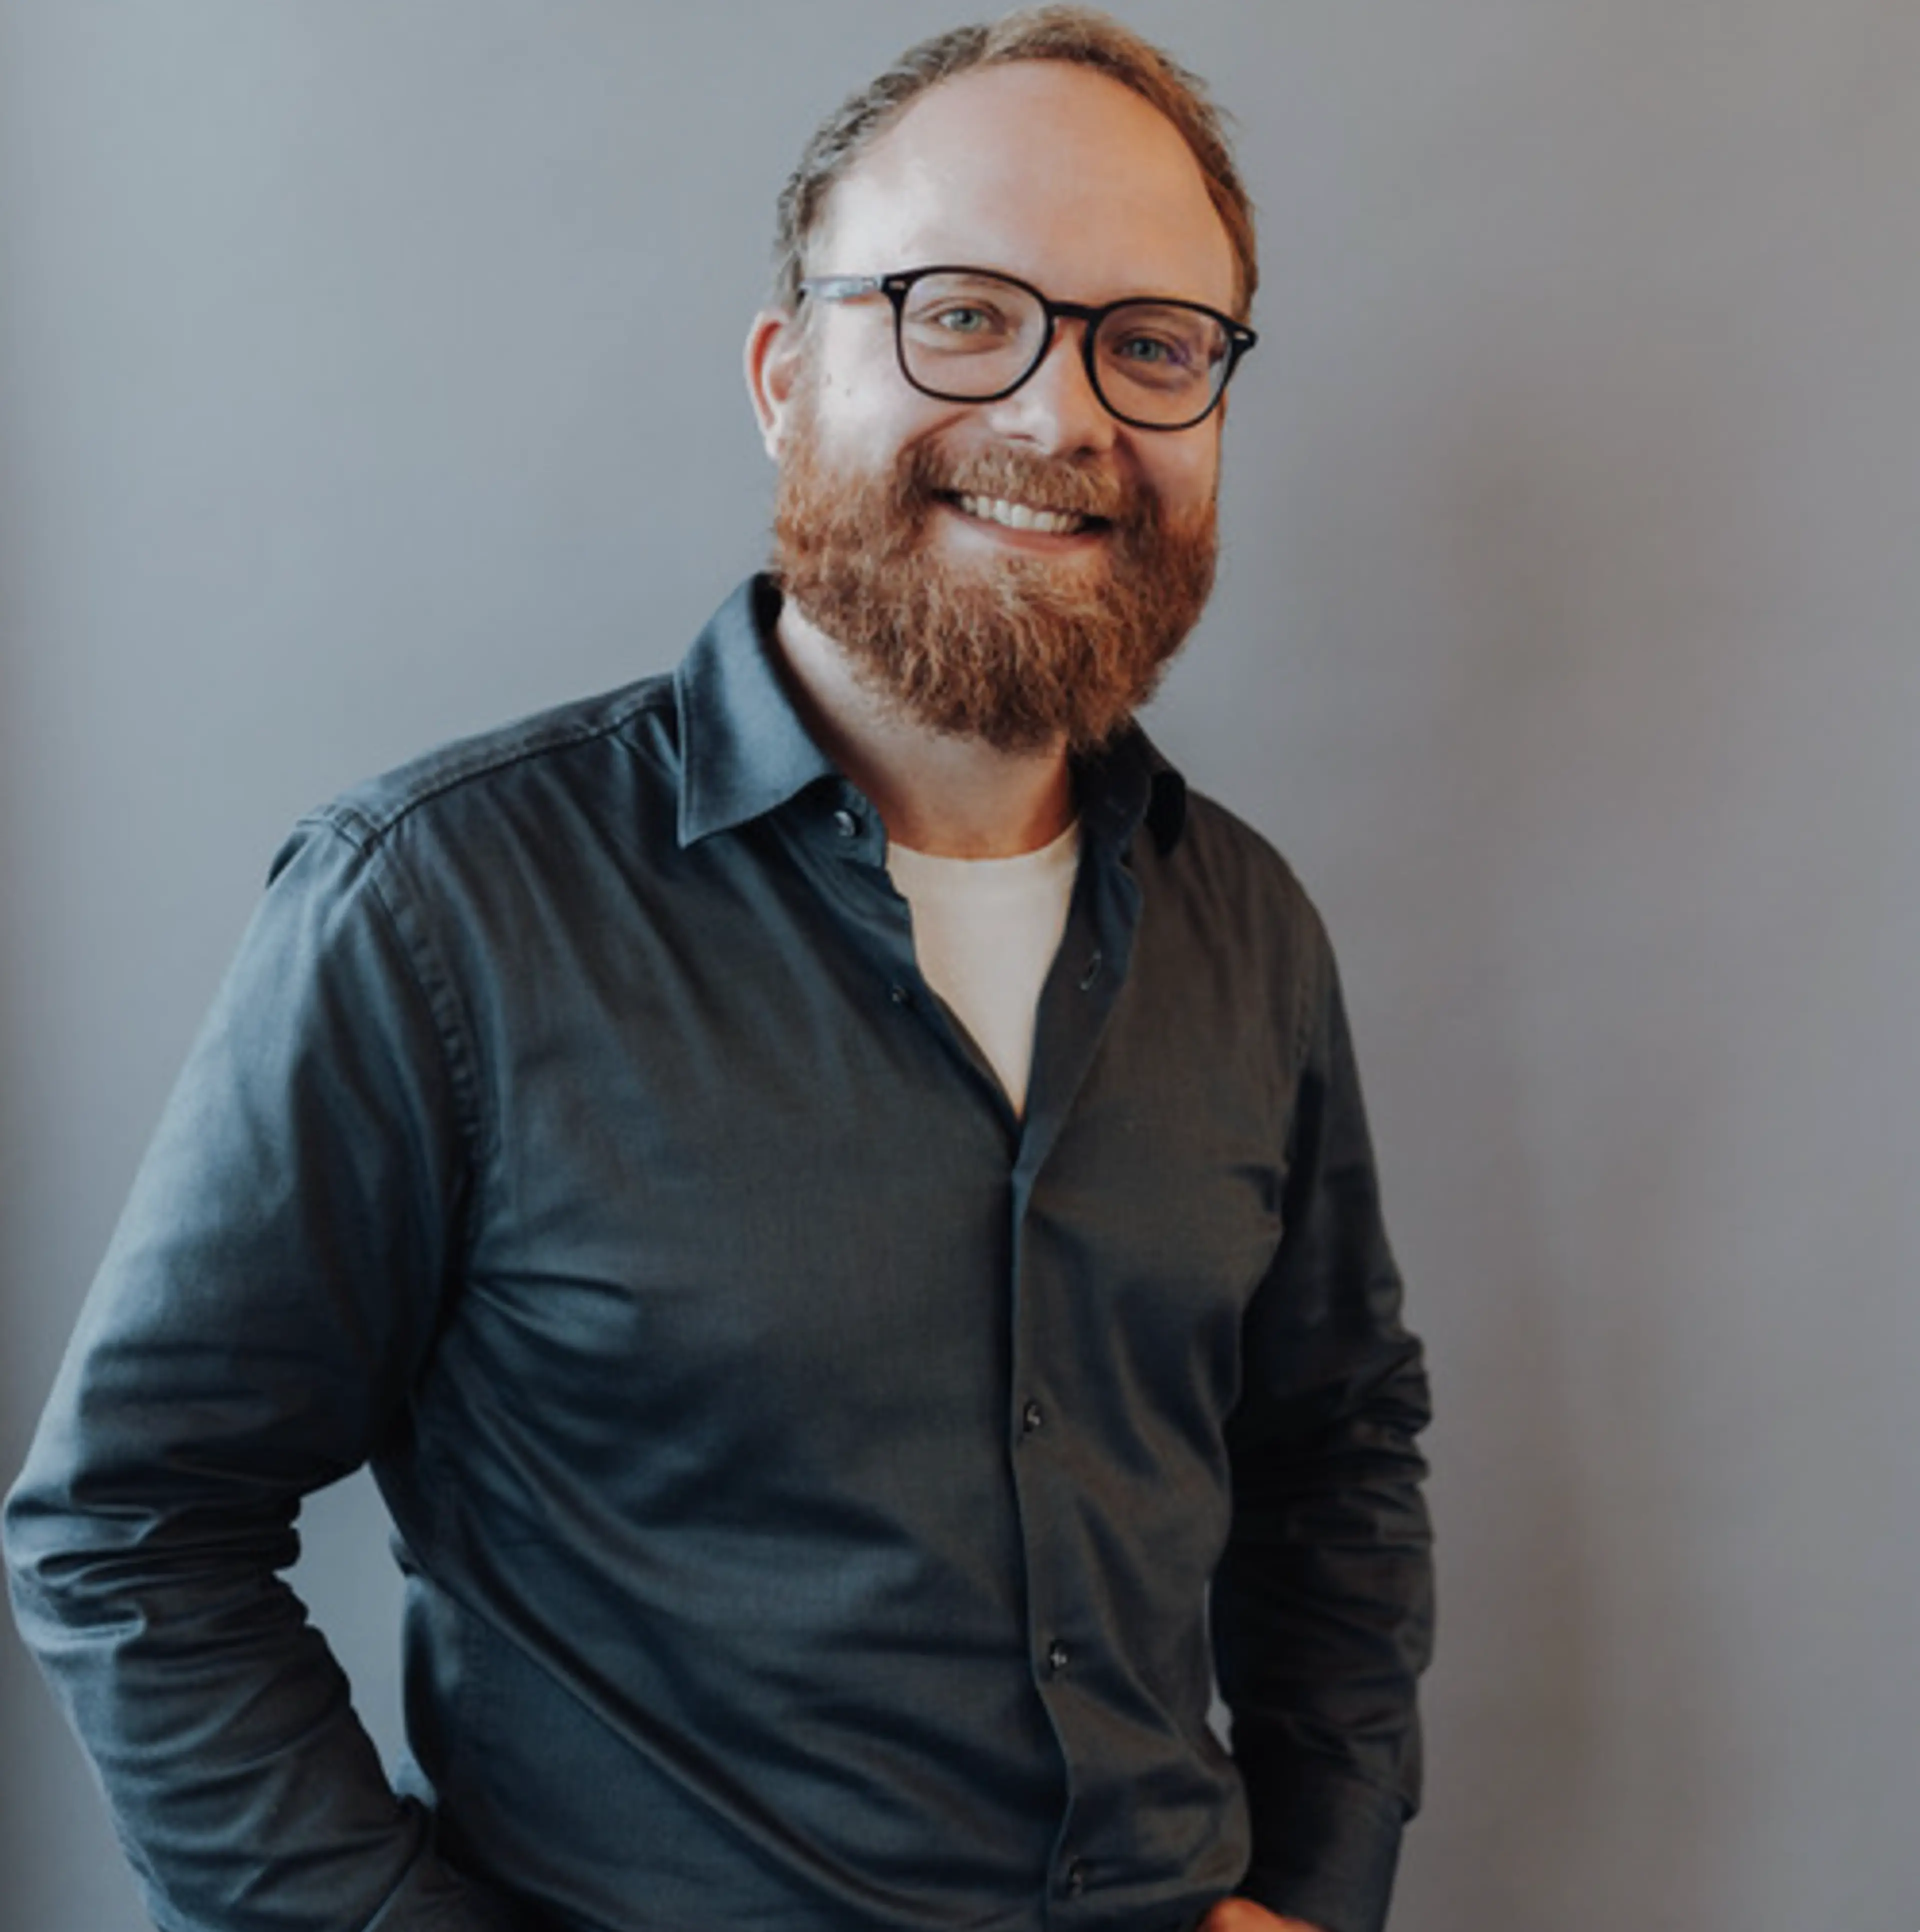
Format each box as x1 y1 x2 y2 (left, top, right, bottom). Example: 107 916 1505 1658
885 820 1082 1117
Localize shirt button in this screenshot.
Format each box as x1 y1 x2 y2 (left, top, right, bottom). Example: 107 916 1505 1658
832 808 861 838
1021 1400 1044 1435
1046 1639 1070 1674
1077 950 1103 991
1064 1858 1089 1897
889 983 912 1006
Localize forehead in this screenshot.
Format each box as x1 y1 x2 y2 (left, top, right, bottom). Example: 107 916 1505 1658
814 61 1236 311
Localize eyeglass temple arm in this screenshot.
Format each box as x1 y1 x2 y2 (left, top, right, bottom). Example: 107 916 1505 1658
797 276 890 303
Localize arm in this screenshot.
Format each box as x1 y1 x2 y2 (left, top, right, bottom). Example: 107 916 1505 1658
1212 936 1434 1932
3 822 518 1932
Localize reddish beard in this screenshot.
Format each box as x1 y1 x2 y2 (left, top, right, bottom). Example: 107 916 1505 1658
770 392 1218 754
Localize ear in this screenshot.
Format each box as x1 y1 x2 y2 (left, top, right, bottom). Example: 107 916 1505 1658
745 307 806 460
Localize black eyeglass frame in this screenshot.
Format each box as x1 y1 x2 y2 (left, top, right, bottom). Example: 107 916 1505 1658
796 265 1257 432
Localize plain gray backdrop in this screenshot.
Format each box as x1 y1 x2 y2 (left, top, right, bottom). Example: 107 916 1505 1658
4 5 1916 1928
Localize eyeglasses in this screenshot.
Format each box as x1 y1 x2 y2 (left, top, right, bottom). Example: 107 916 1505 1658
796 265 1256 432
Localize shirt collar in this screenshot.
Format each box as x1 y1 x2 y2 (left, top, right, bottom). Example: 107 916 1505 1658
1074 719 1188 857
675 574 1188 856
675 576 840 847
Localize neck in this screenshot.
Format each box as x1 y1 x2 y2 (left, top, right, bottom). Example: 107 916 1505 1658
774 600 1075 860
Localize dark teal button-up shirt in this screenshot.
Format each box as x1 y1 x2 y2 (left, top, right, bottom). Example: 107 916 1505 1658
6 577 1432 1932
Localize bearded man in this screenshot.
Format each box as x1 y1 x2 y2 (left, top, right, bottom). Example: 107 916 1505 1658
6 12 1432 1932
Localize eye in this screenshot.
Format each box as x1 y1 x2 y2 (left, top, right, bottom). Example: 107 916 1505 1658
1099 307 1224 391
915 300 1012 339
1104 331 1204 393
1112 331 1190 367
942 304 999 333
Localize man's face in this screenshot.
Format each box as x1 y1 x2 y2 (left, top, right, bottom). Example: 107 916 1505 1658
750 61 1240 753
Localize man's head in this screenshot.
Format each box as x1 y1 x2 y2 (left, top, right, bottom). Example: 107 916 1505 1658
747 9 1256 754
768 9 1258 321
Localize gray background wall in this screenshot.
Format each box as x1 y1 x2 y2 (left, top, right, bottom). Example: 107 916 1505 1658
2 4 1915 1927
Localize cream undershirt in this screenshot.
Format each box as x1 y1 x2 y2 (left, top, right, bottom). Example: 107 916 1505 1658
886 820 1082 1117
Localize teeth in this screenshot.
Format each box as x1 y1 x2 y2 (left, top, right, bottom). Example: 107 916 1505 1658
956 494 1088 535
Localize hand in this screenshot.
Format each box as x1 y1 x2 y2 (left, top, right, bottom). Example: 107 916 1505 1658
1198 1902 1327 1932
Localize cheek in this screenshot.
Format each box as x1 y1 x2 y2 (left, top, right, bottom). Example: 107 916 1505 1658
1146 448 1220 520
802 363 953 459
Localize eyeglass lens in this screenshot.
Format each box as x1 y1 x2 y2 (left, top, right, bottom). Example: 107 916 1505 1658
896 271 1233 426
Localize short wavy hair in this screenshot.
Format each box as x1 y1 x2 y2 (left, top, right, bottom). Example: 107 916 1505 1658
770 6 1257 318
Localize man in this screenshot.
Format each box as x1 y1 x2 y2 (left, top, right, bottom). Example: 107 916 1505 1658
6 11 1432 1932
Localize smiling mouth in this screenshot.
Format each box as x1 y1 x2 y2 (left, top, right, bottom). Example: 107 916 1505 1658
948 492 1106 536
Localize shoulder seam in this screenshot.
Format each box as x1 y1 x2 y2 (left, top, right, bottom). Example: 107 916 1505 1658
306 678 674 850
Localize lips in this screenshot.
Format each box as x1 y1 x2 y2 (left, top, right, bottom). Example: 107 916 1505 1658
915 444 1128 541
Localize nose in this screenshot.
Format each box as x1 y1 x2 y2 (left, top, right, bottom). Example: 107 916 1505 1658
978 321 1116 457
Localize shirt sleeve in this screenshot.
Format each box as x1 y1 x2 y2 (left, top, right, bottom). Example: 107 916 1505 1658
2 820 520 1932
1212 925 1436 1932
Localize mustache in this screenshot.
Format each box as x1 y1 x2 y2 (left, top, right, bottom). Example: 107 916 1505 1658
900 444 1140 525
